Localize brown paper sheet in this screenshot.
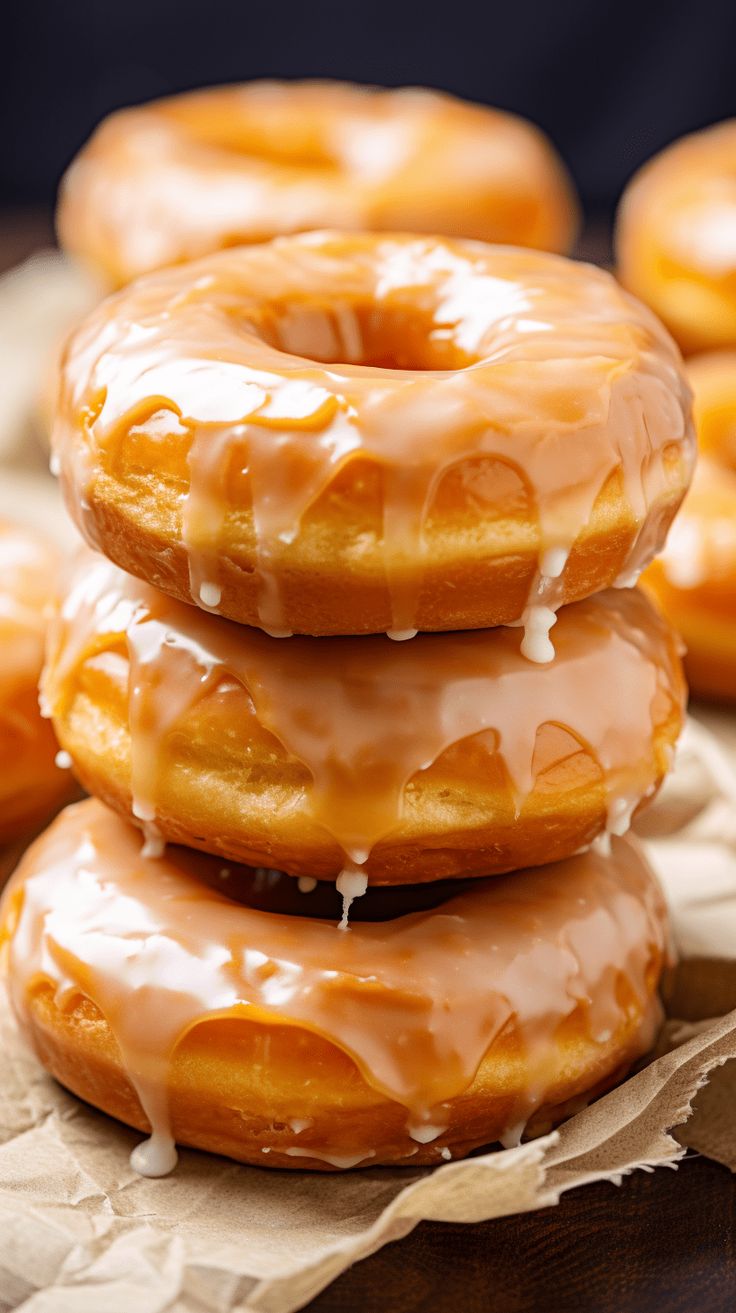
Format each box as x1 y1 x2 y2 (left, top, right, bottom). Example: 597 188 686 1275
2 256 736 1312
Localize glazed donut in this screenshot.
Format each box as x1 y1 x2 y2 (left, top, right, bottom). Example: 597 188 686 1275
1 798 668 1174
642 351 736 700
42 553 686 886
0 520 72 843
57 81 579 288
617 121 736 355
53 232 695 647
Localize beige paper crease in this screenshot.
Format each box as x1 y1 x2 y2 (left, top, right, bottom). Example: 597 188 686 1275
1 255 736 1312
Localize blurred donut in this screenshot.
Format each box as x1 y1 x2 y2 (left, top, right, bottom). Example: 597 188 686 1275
0 519 73 842
617 121 736 354
642 350 736 700
58 81 579 287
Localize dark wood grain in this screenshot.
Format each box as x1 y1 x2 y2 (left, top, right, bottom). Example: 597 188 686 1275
307 1156 736 1313
3 211 732 1313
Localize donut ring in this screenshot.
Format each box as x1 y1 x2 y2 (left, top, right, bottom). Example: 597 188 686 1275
617 121 736 355
1 799 668 1173
53 232 695 645
57 81 579 288
642 351 736 700
43 554 685 884
0 520 72 843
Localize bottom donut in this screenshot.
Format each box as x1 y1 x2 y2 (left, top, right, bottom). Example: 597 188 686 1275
0 799 669 1174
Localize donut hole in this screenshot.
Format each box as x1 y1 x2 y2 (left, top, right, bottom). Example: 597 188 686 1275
254 299 480 371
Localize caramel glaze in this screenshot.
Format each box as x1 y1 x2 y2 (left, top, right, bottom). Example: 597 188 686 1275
617 120 736 355
57 81 579 287
0 521 71 843
42 552 686 883
52 232 695 646
1 799 668 1174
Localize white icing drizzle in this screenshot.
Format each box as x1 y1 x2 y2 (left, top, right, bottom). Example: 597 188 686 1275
520 606 558 664
592 832 613 859
606 795 639 838
539 546 569 580
140 821 166 860
336 866 369 931
54 750 73 770
408 1121 447 1144
198 581 222 609
282 1147 376 1169
129 1131 178 1178
498 1120 528 1150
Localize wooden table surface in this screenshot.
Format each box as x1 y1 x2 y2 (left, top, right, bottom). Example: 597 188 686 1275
4 209 734 1313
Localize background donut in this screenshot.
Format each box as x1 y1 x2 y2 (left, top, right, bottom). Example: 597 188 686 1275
617 121 736 355
0 519 73 845
57 81 580 287
642 350 736 701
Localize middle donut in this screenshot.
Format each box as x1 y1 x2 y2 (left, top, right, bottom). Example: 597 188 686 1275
43 554 686 885
52 231 695 649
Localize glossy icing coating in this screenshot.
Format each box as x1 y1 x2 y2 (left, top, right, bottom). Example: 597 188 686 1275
43 552 685 881
617 120 736 353
52 232 695 644
1 799 668 1174
57 81 579 287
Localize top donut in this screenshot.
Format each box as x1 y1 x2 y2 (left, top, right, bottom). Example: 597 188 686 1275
53 231 695 647
57 80 579 286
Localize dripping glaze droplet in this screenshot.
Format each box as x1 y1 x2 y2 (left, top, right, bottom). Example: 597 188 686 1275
386 628 418 642
336 865 369 930
54 750 73 770
198 580 222 609
297 876 318 894
606 795 638 838
539 546 569 580
520 605 558 664
130 1131 178 1178
140 822 166 860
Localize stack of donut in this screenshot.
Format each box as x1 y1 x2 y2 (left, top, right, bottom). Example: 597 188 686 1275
1 85 696 1175
617 122 736 700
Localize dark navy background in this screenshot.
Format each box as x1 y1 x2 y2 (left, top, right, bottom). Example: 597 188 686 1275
3 0 736 216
